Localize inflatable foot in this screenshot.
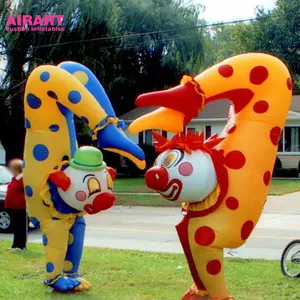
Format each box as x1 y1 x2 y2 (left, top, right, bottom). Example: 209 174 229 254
47 276 80 292
67 274 92 291
181 289 209 300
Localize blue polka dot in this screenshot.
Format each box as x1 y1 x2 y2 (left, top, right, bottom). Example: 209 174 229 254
30 217 40 227
47 90 58 100
51 217 59 220
25 185 33 197
40 72 50 82
42 235 48 246
81 117 89 124
68 91 81 104
27 93 41 109
49 124 59 132
46 262 54 273
33 144 49 161
56 102 69 116
24 118 31 128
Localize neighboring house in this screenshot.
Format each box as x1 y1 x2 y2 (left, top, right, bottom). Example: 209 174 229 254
120 95 300 170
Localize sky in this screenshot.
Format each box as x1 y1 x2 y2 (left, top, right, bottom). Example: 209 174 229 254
193 0 276 22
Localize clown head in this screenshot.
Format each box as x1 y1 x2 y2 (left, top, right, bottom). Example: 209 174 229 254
48 146 116 214
145 132 222 203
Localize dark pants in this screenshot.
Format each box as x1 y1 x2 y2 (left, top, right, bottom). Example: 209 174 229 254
8 208 28 249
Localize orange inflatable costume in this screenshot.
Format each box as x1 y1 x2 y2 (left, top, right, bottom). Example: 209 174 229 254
128 53 293 299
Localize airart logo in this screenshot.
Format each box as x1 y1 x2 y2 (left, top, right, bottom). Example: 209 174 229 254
5 15 65 32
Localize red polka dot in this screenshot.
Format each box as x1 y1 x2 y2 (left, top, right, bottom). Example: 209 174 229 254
264 171 271 186
270 126 281 146
250 66 269 85
225 197 239 210
287 78 293 90
241 220 254 240
195 226 215 246
227 124 236 134
178 162 193 176
225 150 246 169
253 100 269 113
218 65 234 78
206 260 221 275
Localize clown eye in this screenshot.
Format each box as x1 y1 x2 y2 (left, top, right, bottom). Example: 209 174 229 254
87 177 101 195
162 151 179 168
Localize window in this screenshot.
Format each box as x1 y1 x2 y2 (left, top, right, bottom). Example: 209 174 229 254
205 126 211 139
145 130 153 145
278 127 300 153
144 130 162 145
186 127 196 134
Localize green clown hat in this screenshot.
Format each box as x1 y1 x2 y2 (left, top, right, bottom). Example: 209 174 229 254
70 146 106 171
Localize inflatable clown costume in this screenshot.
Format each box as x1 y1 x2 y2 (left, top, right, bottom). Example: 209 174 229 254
129 53 292 299
22 62 145 292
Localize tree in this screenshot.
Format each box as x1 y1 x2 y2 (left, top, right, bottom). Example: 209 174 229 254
0 0 204 160
230 0 300 93
202 0 300 94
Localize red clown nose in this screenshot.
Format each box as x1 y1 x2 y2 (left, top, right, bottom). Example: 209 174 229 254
84 192 115 214
145 166 169 191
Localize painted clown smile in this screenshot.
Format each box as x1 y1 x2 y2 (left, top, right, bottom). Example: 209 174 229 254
159 179 182 201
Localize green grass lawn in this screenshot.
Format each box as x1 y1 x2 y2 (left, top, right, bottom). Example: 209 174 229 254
0 240 298 300
269 179 300 195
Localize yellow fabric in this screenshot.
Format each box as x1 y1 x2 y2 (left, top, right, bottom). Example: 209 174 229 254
128 53 293 299
182 185 220 212
128 107 185 134
40 218 74 280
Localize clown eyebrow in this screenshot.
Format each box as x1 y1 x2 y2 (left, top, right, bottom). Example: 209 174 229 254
83 174 95 183
174 149 185 167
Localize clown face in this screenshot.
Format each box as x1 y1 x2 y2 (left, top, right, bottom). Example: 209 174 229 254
145 148 217 203
49 166 116 214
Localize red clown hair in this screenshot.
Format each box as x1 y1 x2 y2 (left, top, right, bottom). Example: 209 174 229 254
152 131 224 154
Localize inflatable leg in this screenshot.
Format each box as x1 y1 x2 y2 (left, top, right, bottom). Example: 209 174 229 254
188 246 232 300
41 218 80 292
63 216 92 291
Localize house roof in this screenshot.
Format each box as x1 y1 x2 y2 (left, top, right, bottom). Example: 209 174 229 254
120 95 300 121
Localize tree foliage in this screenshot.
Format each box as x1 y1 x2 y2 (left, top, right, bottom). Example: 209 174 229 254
203 0 300 92
0 0 204 160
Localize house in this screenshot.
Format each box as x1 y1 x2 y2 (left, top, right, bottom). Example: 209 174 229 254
120 95 300 170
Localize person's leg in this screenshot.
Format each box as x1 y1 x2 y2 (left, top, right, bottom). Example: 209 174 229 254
9 209 18 249
13 209 28 249
64 216 91 291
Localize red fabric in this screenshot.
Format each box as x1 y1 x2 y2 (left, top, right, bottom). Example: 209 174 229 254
5 177 26 210
48 171 71 191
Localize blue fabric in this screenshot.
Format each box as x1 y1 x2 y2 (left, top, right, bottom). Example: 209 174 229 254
40 71 50 82
26 93 41 109
43 276 80 291
59 62 116 117
64 216 86 274
33 144 49 161
96 123 145 161
56 102 77 158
